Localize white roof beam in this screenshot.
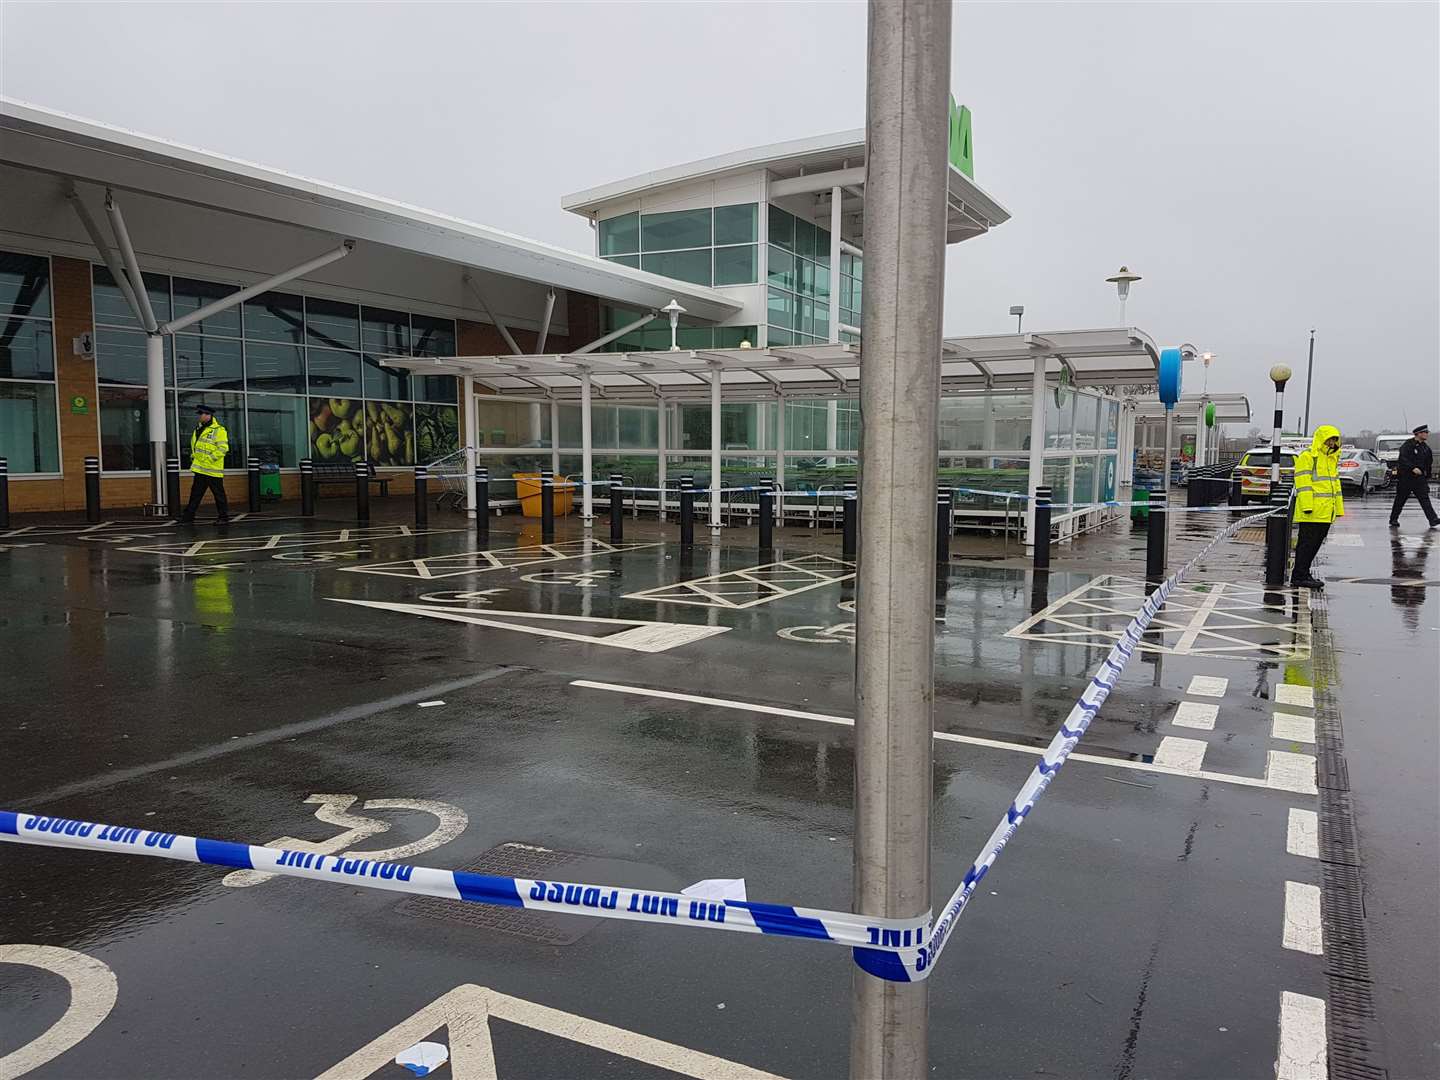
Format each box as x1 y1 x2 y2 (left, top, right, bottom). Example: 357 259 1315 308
162 241 354 336
462 272 524 356
768 166 867 198
103 189 158 333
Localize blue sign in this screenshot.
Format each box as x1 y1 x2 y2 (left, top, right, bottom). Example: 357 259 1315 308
1158 347 1183 407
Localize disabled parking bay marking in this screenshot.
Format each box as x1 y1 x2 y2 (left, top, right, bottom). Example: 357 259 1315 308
0 944 118 1078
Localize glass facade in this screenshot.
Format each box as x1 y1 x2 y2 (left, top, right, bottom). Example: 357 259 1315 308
596 305 756 353
0 251 59 474
598 204 758 289
92 268 460 471
767 205 833 346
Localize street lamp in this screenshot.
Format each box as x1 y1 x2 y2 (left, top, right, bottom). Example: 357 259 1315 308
1105 266 1142 324
1302 329 1316 435
1009 304 1024 332
1269 364 1293 486
661 299 686 351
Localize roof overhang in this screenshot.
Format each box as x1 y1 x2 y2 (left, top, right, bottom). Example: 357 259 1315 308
0 97 742 322
1134 393 1252 424
380 326 1154 403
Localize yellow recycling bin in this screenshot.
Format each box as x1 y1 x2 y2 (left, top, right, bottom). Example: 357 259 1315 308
514 473 573 519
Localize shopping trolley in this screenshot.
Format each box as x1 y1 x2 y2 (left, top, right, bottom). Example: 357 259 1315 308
428 447 471 510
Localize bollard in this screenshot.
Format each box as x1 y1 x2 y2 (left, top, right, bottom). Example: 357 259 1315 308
609 474 624 542
0 457 8 530
1032 485 1052 570
300 458 316 517
354 460 370 523
842 480 858 561
1265 486 1290 586
414 465 429 528
1145 490 1168 585
166 457 182 519
475 466 490 547
540 469 555 542
679 475 695 547
84 456 101 523
247 456 261 513
935 489 951 563
758 479 775 553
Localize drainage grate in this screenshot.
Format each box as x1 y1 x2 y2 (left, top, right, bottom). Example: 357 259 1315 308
1233 526 1267 543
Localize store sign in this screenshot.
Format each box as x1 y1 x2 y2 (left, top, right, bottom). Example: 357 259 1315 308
70 395 89 414
948 95 974 178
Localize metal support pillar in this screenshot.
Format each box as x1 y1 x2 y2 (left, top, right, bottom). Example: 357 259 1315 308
679 475 695 547
829 186 843 344
775 396 787 515
1145 490 1168 587
540 469 555 542
414 466 429 528
1162 405 1174 492
0 458 9 530
581 368 594 526
851 2 951 1074
657 398 668 521
842 480 858 561
709 371 722 531
758 480 775 553
609 474 624 542
463 374 477 517
145 334 167 510
549 402 560 477
247 457 261 513
1024 353 1047 549
536 291 556 355
84 457 101 522
475 466 490 547
1033 486 1052 569
300 459 315 516
166 457 181 519
354 461 370 523
826 400 840 468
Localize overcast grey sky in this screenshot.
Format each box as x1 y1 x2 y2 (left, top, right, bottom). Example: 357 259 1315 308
3 1 1436 433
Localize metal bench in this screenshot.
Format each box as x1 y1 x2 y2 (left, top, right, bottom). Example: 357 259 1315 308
311 461 391 497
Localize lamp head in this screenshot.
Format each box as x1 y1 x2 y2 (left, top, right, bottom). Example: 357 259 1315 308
1269 364 1293 387
1008 305 1024 317
1105 265 1142 300
660 299 686 322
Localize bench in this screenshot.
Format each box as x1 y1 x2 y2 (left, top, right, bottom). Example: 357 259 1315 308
310 461 391 497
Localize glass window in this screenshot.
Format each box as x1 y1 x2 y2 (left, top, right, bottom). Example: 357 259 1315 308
245 341 305 394
812 304 830 342
361 307 410 355
1045 386 1075 449
246 394 309 468
674 403 772 451
476 399 549 448
641 250 711 286
415 374 458 403
599 212 640 257
768 326 793 346
307 348 362 396
363 354 410 400
938 395 988 452
1099 454 1118 501
1042 459 1071 508
309 395 365 464
173 334 243 390
767 246 795 291
0 317 54 379
602 254 640 269
305 297 360 350
98 386 152 472
814 226 831 267
713 325 756 348
415 403 460 463
0 252 51 319
1074 457 1098 504
93 267 170 330
989 391 1034 450
794 217 817 259
713 244 757 286
411 314 456 358
176 391 246 470
641 208 711 252
243 291 304 344
767 288 795 330
95 328 173 386
361 400 414 467
172 277 240 337
1104 401 1120 449
0 381 59 472
617 405 658 449
768 205 794 251
714 203 758 245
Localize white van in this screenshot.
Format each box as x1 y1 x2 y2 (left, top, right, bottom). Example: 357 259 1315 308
1375 433 1411 478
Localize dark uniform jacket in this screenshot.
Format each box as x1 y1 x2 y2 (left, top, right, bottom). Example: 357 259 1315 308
1397 438 1433 480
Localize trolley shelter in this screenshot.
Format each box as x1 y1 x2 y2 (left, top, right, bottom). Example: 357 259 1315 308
380 327 1166 546
1133 394 1253 469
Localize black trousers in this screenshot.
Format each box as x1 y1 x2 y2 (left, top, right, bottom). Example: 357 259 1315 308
181 473 229 521
1389 476 1438 525
1291 521 1331 581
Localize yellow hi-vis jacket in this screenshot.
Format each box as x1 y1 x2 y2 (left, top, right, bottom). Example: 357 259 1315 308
1292 424 1345 524
189 420 230 478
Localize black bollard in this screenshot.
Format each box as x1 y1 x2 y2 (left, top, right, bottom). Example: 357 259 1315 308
414 465 428 528
475 466 490 546
300 458 316 517
758 479 775 553
540 469 555 542
1265 486 1290 587
247 456 261 513
842 480 858 561
609 473 624 542
1033 485 1052 570
354 460 370 523
84 456 101 523
679 474 695 547
935 489 952 563
166 456 182 519
0 457 9 530
1146 490 1168 585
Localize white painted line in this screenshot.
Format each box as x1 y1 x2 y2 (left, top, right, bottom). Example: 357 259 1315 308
0 945 119 1077
1275 684 1315 709
1152 736 1207 773
1187 674 1229 697
1266 751 1319 795
1277 991 1327 1080
1287 808 1319 859
418 700 445 708
1174 582 1227 652
572 680 1310 794
1283 881 1324 954
1273 712 1317 744
1326 533 1364 547
1172 701 1219 730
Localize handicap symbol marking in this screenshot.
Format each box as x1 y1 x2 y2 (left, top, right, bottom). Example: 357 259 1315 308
79 533 167 544
0 944 118 1077
222 794 467 889
777 622 856 645
273 547 372 562
519 569 616 588
418 588 510 605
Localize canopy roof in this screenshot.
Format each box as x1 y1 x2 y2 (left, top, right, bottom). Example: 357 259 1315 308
381 327 1160 403
1134 393 1252 424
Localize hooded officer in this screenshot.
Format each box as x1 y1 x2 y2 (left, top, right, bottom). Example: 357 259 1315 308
1290 424 1343 589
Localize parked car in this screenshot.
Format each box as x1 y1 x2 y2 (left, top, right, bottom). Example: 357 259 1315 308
1231 447 1296 504
1375 432 1411 481
1337 447 1388 493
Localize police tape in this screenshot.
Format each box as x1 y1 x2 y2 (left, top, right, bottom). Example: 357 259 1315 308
0 810 932 978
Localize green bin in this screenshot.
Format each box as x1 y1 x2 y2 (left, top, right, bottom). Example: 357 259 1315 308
259 467 282 502
1130 487 1150 523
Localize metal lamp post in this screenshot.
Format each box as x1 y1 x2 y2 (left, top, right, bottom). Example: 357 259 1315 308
661 299 686 351
1009 304 1024 332
1269 364 1293 486
1106 266 1142 324
1302 329 1316 435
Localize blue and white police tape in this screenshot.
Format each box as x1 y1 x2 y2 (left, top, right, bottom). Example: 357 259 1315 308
0 810 933 979
906 502 1286 979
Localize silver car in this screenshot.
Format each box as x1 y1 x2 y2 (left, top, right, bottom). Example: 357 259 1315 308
1337 447 1389 494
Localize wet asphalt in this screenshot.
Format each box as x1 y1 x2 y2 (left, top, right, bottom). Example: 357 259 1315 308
1 492 1434 1079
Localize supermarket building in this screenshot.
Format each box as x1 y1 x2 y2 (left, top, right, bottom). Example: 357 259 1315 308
1 97 1166 540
